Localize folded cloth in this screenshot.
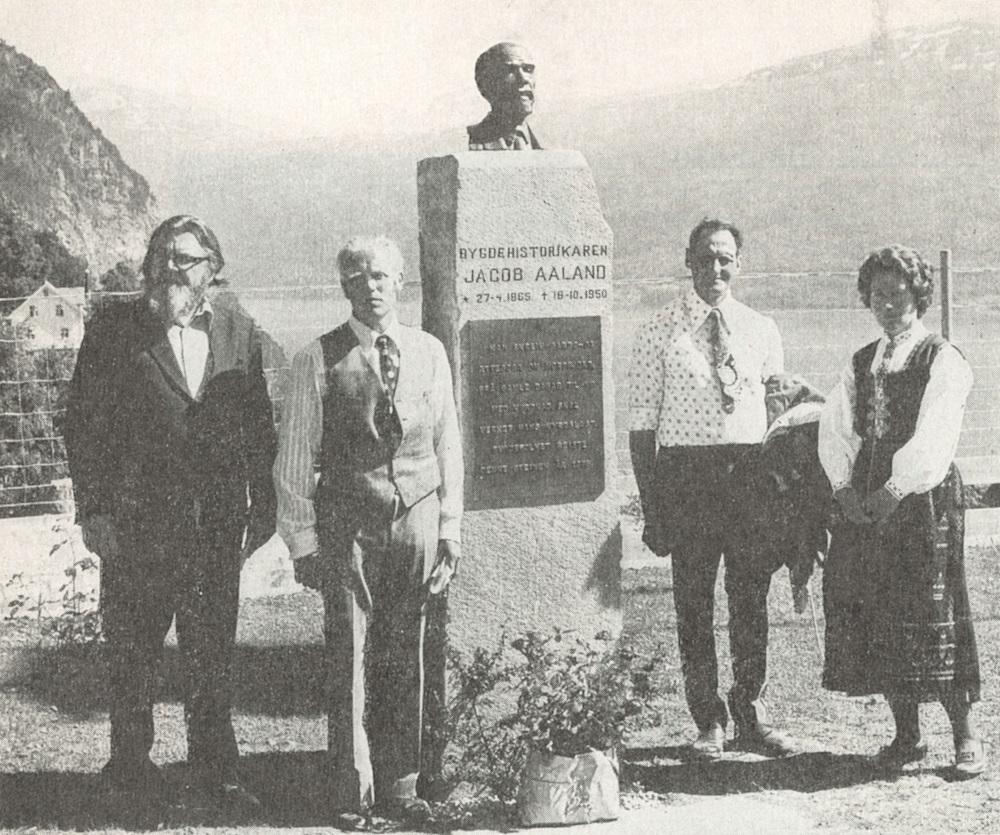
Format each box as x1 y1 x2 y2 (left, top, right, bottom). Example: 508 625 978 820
748 374 832 612
765 373 826 429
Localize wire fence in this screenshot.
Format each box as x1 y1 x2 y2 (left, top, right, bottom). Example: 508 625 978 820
1 261 998 518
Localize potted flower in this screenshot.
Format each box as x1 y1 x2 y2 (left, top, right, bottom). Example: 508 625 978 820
445 629 663 826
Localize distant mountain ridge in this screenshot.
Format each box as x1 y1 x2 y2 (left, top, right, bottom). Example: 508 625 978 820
0 41 158 276
732 20 998 86
73 18 1000 288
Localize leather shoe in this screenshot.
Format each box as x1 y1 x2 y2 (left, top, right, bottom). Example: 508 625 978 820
734 724 801 757
179 780 264 820
332 809 371 830
375 795 432 823
100 759 174 826
689 724 725 760
212 781 263 816
953 737 987 779
871 737 928 770
101 757 168 794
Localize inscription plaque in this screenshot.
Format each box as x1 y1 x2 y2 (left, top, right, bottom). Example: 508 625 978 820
463 316 604 509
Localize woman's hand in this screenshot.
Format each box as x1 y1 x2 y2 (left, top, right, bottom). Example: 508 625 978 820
834 486 871 525
862 485 901 524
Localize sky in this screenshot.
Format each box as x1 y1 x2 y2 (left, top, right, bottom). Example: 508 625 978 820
2 0 997 140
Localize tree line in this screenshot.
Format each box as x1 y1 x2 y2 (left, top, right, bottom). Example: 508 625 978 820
0 207 140 516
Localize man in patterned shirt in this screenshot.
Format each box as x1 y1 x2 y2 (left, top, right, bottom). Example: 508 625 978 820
627 218 799 759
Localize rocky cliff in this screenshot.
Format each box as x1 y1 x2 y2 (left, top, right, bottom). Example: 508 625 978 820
0 41 158 275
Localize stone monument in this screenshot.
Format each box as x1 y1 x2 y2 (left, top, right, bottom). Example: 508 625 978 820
418 150 619 654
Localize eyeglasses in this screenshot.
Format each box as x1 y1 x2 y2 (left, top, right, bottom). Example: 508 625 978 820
169 254 212 273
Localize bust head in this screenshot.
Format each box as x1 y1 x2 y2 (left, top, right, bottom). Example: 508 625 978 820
474 42 536 127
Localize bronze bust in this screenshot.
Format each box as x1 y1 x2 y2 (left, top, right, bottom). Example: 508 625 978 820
468 42 542 150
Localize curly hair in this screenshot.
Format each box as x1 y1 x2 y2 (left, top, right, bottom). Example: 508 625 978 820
857 246 934 316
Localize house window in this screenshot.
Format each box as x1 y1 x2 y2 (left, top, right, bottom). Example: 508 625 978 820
61 328 70 339
29 305 37 317
25 327 34 340
56 305 64 317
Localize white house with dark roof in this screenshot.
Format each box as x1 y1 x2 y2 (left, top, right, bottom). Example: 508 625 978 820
5 281 85 350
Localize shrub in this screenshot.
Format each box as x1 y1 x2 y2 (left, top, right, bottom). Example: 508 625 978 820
445 629 665 803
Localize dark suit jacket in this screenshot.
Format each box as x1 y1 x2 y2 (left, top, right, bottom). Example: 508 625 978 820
65 296 277 561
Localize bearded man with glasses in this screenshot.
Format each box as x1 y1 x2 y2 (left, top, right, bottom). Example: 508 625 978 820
627 218 800 761
65 215 277 819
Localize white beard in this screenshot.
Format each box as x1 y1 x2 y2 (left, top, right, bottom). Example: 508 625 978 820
149 281 206 325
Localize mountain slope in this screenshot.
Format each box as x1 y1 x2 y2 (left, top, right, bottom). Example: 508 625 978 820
0 41 158 275
569 19 1000 277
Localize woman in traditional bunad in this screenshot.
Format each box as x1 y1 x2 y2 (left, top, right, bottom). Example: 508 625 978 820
818 245 984 778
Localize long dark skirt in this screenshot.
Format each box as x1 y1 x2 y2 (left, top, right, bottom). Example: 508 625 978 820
822 465 980 703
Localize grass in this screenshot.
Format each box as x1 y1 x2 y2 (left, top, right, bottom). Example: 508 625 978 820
2 544 1000 832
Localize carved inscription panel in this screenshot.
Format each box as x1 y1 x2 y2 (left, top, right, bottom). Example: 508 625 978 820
463 316 604 509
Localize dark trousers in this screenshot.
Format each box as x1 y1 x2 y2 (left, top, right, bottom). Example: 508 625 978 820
322 492 439 810
101 527 242 780
652 445 779 732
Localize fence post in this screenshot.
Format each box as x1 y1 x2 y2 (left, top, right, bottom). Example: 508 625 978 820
940 249 953 340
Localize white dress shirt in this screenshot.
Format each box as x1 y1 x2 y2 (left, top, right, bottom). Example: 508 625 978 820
818 318 973 498
165 301 212 398
274 315 463 559
628 289 784 446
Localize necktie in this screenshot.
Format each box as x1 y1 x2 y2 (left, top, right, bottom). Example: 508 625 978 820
508 127 529 150
374 334 403 453
707 308 738 414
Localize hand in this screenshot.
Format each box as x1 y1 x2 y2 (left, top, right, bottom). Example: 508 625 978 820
641 516 671 557
80 514 118 559
240 513 275 565
834 486 870 525
293 552 327 591
862 485 901 524
426 539 460 597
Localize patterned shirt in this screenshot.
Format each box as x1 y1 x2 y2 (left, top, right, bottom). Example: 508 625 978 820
628 289 784 446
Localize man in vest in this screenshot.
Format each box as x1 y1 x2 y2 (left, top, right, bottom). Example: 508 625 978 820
274 236 463 823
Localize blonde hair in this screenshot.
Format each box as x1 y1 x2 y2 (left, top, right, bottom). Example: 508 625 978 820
336 236 404 279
